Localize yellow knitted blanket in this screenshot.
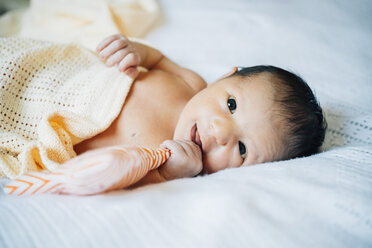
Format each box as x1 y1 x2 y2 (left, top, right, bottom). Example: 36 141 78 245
0 37 134 178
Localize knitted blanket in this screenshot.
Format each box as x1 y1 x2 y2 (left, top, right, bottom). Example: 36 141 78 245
0 37 134 178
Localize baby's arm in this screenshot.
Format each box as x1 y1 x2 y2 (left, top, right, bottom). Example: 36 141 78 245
96 34 207 92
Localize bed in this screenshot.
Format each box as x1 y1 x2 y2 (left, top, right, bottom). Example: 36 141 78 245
1 0 371 247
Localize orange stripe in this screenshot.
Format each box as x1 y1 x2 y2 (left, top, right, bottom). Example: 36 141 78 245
113 146 127 153
26 174 51 195
71 161 102 173
153 151 160 168
4 185 18 195
150 158 155 168
43 183 62 194
143 151 150 165
142 147 151 157
38 171 50 175
15 179 34 196
160 152 165 164
164 150 168 159
27 174 49 182
39 170 64 176
49 171 65 176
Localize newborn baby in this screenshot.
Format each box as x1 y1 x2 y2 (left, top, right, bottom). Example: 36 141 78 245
73 34 326 187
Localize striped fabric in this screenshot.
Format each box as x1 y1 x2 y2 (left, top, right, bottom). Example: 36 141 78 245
3 146 170 196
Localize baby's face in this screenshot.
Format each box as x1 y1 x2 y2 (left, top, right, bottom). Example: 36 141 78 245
174 73 284 174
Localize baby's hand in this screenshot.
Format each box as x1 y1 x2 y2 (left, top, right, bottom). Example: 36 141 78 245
96 34 141 79
159 139 203 180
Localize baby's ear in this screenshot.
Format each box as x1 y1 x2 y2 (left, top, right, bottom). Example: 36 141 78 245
219 67 238 80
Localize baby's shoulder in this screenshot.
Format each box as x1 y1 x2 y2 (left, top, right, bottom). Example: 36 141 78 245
134 69 198 98
139 62 207 94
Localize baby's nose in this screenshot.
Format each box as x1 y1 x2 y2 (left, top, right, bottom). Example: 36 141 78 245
209 118 234 146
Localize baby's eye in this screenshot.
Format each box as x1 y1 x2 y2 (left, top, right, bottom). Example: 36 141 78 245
227 96 237 114
239 141 247 159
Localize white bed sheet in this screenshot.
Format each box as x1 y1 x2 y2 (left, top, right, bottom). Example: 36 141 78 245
1 0 372 247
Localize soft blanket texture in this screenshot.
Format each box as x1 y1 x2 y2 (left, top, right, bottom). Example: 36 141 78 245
0 37 133 178
1 0 372 247
0 0 161 50
4 146 170 196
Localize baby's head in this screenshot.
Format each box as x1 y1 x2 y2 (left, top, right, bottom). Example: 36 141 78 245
174 65 327 174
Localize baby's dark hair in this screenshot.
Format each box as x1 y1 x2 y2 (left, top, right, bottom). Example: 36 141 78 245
230 65 327 160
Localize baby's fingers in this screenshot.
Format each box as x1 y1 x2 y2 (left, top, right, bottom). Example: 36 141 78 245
123 67 139 79
160 140 187 155
105 49 127 67
174 139 201 156
99 39 128 60
96 34 123 52
118 52 140 72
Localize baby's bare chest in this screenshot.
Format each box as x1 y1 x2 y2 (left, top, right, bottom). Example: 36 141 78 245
74 70 194 154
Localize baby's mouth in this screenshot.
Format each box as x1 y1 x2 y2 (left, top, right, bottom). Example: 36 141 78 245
190 123 202 151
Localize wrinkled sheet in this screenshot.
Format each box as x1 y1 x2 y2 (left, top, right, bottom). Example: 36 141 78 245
1 0 372 247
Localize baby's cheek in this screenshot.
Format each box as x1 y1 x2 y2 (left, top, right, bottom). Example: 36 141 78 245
202 150 231 174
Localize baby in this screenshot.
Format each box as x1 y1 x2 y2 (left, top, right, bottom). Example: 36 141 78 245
72 34 327 187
